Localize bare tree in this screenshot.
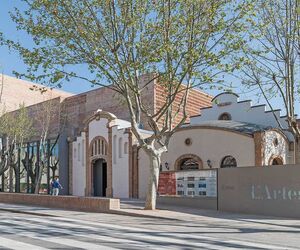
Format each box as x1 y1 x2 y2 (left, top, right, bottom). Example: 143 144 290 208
241 0 300 163
0 105 33 191
23 94 66 194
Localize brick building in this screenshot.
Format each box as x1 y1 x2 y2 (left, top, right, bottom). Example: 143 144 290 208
3 75 297 200
0 74 212 195
0 74 72 112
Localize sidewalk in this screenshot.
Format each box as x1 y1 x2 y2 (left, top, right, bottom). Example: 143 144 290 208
2 200 300 249
0 198 297 224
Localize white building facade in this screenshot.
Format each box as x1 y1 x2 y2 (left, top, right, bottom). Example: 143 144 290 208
71 93 295 199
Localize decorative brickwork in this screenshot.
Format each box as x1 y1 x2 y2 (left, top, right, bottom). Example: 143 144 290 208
85 127 91 196
107 126 113 197
132 145 139 198
158 172 176 195
126 128 133 198
68 140 73 195
254 132 264 166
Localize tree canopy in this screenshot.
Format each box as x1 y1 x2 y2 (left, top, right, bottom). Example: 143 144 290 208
0 0 254 209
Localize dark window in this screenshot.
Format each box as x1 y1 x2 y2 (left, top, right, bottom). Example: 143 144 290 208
221 156 237 168
180 158 199 170
271 157 283 165
185 138 192 146
218 113 231 120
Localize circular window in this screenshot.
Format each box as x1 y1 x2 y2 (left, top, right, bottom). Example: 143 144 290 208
273 138 279 147
185 138 192 146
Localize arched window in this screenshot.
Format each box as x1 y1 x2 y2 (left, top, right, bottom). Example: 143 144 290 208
118 137 123 158
271 157 283 165
175 154 203 171
90 137 108 159
219 113 231 121
180 158 199 170
124 142 128 154
221 156 237 168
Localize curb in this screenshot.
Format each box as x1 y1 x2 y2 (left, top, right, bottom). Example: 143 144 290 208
109 209 181 221
0 206 181 221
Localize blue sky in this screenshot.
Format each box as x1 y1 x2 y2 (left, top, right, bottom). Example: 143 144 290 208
0 1 298 115
0 0 93 94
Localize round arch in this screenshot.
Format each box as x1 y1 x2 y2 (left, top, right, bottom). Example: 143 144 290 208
220 155 237 168
175 154 203 171
268 155 284 166
89 136 108 161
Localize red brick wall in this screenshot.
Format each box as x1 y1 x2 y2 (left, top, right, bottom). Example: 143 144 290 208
154 83 212 127
158 172 176 195
62 75 156 136
0 193 120 212
7 97 62 141
6 74 212 139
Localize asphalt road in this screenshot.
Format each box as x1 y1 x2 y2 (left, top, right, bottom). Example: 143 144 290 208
0 205 299 249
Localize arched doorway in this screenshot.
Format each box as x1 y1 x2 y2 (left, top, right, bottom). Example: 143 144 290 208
93 158 107 196
90 136 109 197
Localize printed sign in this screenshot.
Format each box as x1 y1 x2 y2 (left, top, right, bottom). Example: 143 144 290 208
175 170 217 197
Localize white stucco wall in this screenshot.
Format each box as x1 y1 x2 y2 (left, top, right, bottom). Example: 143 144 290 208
112 125 130 198
137 127 255 199
87 116 132 198
264 130 291 165
72 132 86 196
160 128 255 170
89 118 109 143
191 93 293 141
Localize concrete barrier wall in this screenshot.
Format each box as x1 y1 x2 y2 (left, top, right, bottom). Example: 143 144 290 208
0 193 120 212
218 164 300 218
158 196 217 210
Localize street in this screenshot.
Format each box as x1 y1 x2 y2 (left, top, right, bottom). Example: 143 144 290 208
0 203 300 249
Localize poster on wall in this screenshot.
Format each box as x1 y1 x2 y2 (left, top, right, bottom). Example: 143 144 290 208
175 170 217 197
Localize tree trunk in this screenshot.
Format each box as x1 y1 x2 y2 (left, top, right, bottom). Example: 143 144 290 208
144 152 160 210
9 166 13 192
14 148 21 193
34 163 44 194
13 166 20 193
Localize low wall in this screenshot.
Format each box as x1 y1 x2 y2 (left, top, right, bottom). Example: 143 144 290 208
158 196 217 210
0 193 120 212
158 172 176 195
218 164 300 218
